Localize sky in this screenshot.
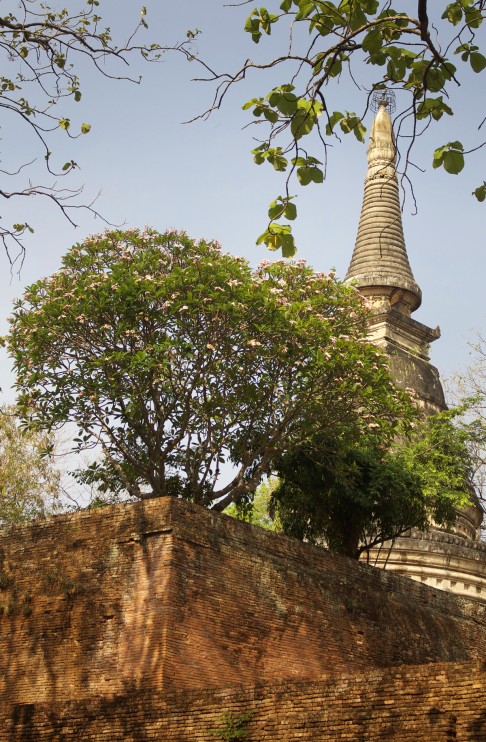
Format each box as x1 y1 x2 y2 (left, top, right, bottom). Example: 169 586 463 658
0 0 484 404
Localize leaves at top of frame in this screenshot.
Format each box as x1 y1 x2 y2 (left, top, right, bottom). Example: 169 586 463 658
233 0 486 255
0 1 175 262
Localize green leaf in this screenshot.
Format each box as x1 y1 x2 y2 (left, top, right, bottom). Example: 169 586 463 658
244 13 262 43
268 201 285 219
291 107 316 139
284 202 297 220
442 3 463 25
296 162 323 185
297 167 313 185
267 150 288 171
473 182 486 202
291 156 307 167
242 98 261 111
340 114 366 142
311 14 336 38
280 0 292 10
276 92 298 115
443 150 464 174
325 110 344 135
362 28 383 54
470 52 486 73
416 96 453 121
424 67 445 93
465 6 483 29
295 2 315 21
280 232 297 257
252 145 268 165
327 58 342 77
244 15 259 33
81 123 91 134
362 0 379 14
264 108 279 123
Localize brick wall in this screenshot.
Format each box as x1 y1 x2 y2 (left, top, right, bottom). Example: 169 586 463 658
3 660 485 741
0 497 485 707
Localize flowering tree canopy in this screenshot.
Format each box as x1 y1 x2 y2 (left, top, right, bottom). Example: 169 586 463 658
7 228 411 509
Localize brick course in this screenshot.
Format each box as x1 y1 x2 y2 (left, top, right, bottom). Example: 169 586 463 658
2 660 485 741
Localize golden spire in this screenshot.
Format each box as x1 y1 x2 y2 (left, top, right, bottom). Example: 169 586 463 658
345 95 422 314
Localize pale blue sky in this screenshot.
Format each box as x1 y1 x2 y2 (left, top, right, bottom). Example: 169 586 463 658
0 0 484 402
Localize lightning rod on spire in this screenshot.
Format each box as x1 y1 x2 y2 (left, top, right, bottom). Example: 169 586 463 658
370 89 396 115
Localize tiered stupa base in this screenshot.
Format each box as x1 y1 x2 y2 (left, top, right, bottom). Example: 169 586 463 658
366 528 486 604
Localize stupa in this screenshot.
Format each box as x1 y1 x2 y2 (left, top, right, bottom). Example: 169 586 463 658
346 91 486 602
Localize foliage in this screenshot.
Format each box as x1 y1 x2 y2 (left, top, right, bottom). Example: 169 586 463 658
446 333 486 504
195 0 486 255
224 477 282 531
0 405 60 525
0 1 188 263
271 409 473 559
7 227 411 509
209 711 254 741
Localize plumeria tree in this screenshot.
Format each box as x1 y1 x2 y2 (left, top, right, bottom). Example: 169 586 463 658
7 227 411 509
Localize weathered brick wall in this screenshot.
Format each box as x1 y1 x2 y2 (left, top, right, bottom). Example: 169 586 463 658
3 660 485 741
0 497 485 707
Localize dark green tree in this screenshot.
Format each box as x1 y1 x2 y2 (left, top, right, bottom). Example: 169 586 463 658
271 410 474 558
